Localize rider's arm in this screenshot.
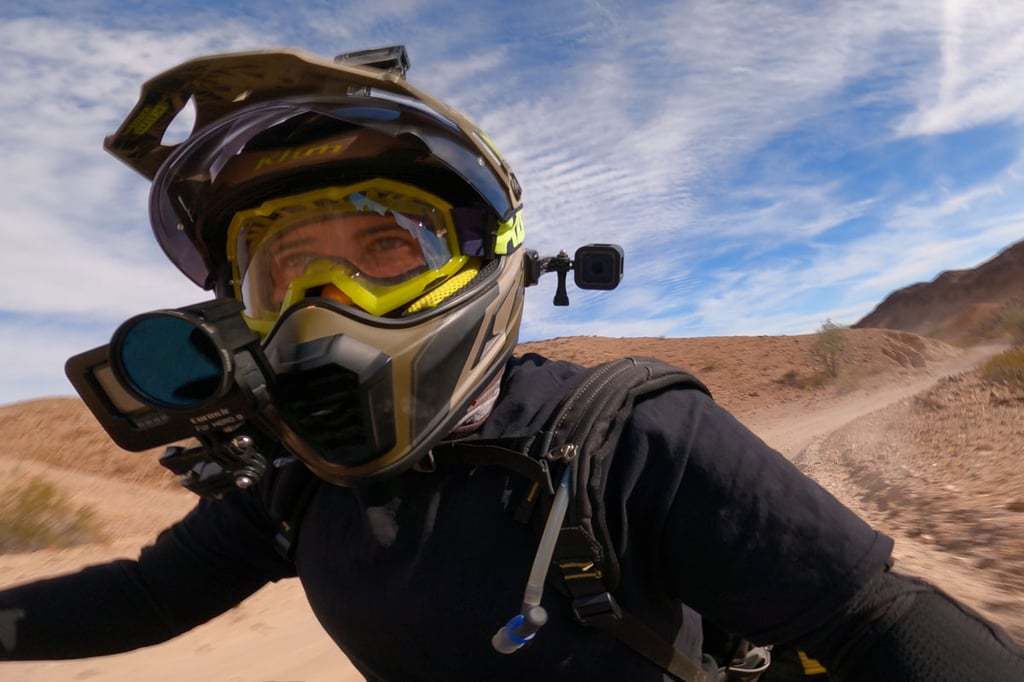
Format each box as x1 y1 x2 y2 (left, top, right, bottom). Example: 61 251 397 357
794 568 1024 680
622 387 1024 681
0 486 295 660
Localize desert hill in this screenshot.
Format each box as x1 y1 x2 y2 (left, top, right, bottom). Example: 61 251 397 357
0 328 958 489
516 328 959 415
853 238 1024 344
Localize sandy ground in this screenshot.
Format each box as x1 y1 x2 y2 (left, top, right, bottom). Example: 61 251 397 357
0 330 1021 680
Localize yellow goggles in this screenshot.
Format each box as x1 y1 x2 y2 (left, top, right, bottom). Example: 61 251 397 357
227 179 468 330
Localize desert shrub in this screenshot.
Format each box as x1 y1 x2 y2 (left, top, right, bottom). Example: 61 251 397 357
1001 306 1024 345
810 319 847 378
774 368 828 389
775 369 800 387
0 476 106 553
980 347 1024 390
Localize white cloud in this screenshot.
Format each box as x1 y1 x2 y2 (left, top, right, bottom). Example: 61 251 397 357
895 3 1024 136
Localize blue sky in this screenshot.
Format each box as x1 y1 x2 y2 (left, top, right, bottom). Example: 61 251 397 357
2 1 1024 404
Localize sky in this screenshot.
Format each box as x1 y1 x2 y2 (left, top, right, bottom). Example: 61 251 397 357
2 1 1024 404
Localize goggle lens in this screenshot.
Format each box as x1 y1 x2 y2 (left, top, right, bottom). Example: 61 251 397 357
227 180 467 326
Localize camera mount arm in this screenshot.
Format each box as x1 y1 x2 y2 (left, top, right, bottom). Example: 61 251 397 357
524 250 573 306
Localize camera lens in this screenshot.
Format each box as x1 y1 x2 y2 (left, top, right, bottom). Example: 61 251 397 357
116 314 226 408
580 254 613 283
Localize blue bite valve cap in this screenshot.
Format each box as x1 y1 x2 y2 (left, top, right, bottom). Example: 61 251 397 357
491 606 548 654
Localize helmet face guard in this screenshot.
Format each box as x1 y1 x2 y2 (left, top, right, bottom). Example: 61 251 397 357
262 251 524 484
104 49 528 483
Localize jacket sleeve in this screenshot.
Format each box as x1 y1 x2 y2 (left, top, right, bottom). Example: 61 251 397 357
796 568 1024 681
618 388 1024 681
0 485 296 660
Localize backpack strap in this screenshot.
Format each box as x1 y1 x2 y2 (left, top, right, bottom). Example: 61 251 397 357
440 356 722 681
261 455 321 561
538 358 772 682
537 357 719 682
541 356 711 596
428 437 556 494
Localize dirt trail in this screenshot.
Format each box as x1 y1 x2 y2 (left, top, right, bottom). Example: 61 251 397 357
744 343 1024 642
743 344 1003 456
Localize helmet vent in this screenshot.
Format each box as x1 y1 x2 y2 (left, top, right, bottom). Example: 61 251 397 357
274 364 375 465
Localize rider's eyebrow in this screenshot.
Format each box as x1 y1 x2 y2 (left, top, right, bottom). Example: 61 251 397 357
271 219 408 255
268 235 317 262
354 222 411 238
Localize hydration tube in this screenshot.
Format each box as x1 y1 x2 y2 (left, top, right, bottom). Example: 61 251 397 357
491 464 573 653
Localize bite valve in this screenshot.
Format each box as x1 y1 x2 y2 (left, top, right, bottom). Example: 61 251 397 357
491 464 572 654
491 605 548 654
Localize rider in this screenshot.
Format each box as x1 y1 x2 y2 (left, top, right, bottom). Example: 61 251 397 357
1 47 1022 681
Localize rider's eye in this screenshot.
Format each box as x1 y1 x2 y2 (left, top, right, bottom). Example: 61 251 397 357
368 235 413 253
282 253 311 268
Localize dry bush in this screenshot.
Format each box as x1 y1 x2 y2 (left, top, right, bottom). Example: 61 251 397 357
980 347 1024 391
774 368 829 389
810 319 847 378
0 476 107 554
1001 306 1024 345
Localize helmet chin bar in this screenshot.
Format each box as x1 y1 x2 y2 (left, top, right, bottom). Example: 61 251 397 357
263 326 397 468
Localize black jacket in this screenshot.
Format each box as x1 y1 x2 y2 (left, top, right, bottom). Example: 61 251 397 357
1 353 1021 680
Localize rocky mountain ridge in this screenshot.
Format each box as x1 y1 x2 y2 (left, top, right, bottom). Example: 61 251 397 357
854 239 1024 344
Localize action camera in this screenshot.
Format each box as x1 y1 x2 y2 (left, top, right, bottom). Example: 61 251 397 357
573 244 624 290
523 242 625 306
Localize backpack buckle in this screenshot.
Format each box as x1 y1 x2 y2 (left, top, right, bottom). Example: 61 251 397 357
546 443 579 464
572 592 622 625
